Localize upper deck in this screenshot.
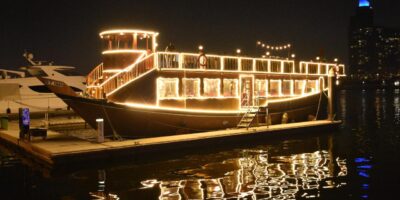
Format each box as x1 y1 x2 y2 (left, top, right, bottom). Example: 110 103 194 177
155 52 345 77
86 29 345 100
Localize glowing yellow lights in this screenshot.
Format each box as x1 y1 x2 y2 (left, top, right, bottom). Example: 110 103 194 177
118 102 246 114
204 78 221 97
291 54 296 58
236 49 241 54
99 29 159 37
266 52 270 56
198 45 204 50
157 78 179 99
270 79 282 97
183 78 201 97
103 69 123 73
316 56 320 61
257 41 292 51
334 58 339 62
102 49 147 55
223 79 239 97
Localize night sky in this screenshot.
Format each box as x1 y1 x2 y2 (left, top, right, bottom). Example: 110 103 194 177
1 0 399 74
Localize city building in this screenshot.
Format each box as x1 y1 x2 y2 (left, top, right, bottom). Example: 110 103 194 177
348 0 400 81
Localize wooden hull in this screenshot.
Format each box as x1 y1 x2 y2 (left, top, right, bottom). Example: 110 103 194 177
57 92 327 138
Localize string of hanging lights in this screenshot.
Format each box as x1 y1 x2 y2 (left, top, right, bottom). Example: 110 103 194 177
256 41 292 51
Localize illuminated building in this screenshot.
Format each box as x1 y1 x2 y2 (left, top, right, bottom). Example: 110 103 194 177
349 0 400 80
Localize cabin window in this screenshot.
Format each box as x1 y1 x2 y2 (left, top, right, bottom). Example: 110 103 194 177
308 64 318 74
270 61 281 72
183 78 200 97
283 62 294 73
269 80 281 97
158 78 179 99
223 79 238 97
300 63 307 73
320 64 328 75
255 79 268 97
294 80 306 95
256 60 269 72
282 80 293 96
306 79 319 93
203 78 220 97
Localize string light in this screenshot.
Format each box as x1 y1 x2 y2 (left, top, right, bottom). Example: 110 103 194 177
257 41 292 51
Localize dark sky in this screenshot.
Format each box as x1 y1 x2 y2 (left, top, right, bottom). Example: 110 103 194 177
1 0 399 74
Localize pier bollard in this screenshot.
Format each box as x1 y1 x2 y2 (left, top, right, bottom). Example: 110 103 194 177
96 118 104 143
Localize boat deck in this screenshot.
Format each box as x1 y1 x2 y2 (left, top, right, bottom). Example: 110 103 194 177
0 120 340 166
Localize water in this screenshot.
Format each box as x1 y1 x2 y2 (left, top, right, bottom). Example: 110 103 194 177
1 89 400 199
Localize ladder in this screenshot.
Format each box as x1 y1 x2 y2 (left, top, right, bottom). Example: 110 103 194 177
237 97 260 128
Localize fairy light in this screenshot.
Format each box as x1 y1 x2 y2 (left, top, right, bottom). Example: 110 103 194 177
257 41 292 51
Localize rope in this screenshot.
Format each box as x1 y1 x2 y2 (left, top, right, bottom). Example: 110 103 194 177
314 90 324 120
101 104 123 141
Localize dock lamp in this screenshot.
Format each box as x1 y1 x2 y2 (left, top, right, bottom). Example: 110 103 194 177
236 49 241 54
96 118 104 143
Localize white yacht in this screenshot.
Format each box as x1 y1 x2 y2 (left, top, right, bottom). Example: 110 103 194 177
0 54 86 114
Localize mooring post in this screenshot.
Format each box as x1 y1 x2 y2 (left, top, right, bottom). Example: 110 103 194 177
327 67 335 121
96 118 104 143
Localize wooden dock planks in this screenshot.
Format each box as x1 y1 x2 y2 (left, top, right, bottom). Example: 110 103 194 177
0 120 340 166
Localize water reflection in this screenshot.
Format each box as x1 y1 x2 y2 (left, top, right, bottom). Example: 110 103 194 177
89 170 120 200
394 89 400 125
139 145 347 199
2 89 400 199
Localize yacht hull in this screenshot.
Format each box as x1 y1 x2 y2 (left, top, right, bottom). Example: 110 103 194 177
57 92 327 138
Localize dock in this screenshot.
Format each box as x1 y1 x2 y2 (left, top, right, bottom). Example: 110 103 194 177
0 120 340 167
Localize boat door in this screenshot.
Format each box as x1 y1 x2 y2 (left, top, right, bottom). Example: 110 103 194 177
240 76 253 107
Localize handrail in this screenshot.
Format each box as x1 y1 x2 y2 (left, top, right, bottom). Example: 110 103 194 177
102 53 155 95
86 63 103 86
156 52 345 76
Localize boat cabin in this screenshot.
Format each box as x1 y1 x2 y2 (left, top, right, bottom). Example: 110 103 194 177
86 29 345 112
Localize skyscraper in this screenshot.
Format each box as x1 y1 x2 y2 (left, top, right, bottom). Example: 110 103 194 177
348 0 400 80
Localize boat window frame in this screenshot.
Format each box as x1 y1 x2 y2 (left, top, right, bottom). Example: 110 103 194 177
254 79 268 97
157 78 180 99
269 79 282 97
222 79 238 97
282 80 294 96
203 78 221 97
182 78 201 98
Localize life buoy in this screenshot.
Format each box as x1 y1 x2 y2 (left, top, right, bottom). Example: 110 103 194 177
198 54 207 68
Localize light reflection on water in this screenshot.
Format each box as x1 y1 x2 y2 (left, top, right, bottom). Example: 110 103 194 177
138 146 347 199
1 88 400 199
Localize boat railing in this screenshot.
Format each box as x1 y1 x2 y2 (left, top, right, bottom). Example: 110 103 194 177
102 53 155 95
86 63 103 86
156 52 345 76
